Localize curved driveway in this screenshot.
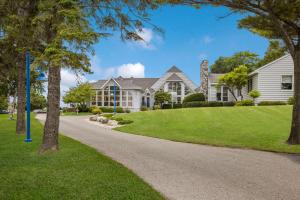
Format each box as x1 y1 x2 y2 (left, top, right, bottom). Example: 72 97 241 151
37 115 300 200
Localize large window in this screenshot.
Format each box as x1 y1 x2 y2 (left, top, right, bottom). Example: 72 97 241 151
168 82 181 95
97 90 102 106
281 75 293 90
103 85 120 106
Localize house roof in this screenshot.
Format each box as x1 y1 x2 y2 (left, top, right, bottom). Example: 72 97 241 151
208 73 224 83
167 66 182 73
91 77 159 90
166 73 183 81
249 54 290 76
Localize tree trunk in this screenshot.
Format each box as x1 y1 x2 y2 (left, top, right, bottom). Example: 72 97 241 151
39 65 61 152
16 53 26 134
287 49 300 144
228 88 238 101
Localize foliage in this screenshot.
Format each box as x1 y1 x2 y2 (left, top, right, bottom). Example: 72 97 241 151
125 109 131 113
218 65 249 101
162 104 172 109
118 120 134 125
258 101 287 106
248 90 261 100
173 103 183 109
235 100 254 106
183 93 205 103
91 107 102 115
210 51 260 73
0 96 8 110
63 83 94 107
288 97 295 105
153 105 161 110
154 91 171 106
100 107 114 113
257 41 286 67
116 107 124 113
111 116 124 122
140 106 148 111
103 113 114 119
30 91 47 110
182 101 234 107
62 107 77 113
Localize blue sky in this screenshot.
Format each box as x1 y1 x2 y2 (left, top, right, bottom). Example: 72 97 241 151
66 5 269 89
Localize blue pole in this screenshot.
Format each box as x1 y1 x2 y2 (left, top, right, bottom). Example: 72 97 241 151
25 51 32 142
113 81 116 114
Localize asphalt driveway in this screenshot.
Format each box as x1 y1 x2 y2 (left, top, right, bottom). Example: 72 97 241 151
36 115 300 200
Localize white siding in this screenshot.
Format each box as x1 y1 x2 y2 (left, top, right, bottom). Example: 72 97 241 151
256 55 294 102
241 74 258 101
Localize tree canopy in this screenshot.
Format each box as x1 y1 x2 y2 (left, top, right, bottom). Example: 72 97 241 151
63 83 94 107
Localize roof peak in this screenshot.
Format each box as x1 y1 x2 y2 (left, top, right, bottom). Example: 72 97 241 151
167 65 182 73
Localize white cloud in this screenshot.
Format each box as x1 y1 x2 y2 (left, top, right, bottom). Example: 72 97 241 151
130 28 162 50
60 69 87 96
104 63 145 78
203 35 214 44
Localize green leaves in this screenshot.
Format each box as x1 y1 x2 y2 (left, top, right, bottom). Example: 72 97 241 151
63 83 94 105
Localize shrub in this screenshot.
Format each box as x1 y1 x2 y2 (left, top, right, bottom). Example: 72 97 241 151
100 107 124 113
103 113 113 118
258 101 287 106
183 93 205 103
223 102 235 107
288 97 295 105
91 107 102 115
162 103 172 109
235 100 254 106
140 106 148 111
248 90 261 100
111 116 123 121
118 120 134 125
125 109 131 113
153 105 161 110
89 106 97 113
78 104 89 112
173 103 182 109
183 101 225 108
63 107 77 112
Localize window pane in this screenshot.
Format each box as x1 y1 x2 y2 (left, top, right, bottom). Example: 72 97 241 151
282 75 292 90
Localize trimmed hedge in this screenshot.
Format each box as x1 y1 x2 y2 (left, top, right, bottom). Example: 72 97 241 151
173 103 183 109
63 107 77 112
182 101 234 108
288 97 294 105
183 93 205 103
140 106 148 111
100 107 124 113
235 100 254 106
258 101 287 106
162 104 172 109
118 120 134 125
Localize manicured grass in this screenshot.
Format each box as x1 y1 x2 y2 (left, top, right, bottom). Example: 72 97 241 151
61 112 92 116
0 114 164 200
116 106 300 153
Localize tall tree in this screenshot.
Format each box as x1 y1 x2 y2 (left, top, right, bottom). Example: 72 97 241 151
174 0 300 144
210 51 260 73
257 40 286 67
63 83 94 108
34 0 160 152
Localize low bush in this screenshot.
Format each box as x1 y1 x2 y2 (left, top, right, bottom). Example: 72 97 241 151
125 109 131 113
173 103 182 109
153 105 160 110
63 107 77 112
100 107 124 113
235 100 254 106
258 101 287 106
89 106 97 113
111 116 123 122
91 107 102 115
162 104 172 109
103 113 113 119
118 120 134 125
78 104 89 112
140 106 148 111
288 97 295 105
223 102 235 107
183 101 226 108
183 93 205 103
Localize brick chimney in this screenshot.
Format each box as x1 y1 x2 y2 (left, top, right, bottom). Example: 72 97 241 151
200 60 209 97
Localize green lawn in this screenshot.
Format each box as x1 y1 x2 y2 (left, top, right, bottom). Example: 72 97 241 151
0 114 164 200
116 106 300 153
61 112 92 116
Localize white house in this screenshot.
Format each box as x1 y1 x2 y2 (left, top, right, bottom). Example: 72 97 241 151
207 54 294 103
90 66 197 112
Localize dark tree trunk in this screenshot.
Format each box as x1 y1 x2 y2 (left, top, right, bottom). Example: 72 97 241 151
228 88 238 101
39 65 61 152
287 48 300 144
16 53 26 134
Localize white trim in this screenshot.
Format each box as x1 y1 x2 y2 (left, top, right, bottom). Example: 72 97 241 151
280 74 294 91
100 78 121 89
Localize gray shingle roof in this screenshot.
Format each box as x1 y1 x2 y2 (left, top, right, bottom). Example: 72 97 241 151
209 73 224 83
91 77 159 90
167 66 182 73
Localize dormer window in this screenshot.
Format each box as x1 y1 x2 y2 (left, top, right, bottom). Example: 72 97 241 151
281 75 293 90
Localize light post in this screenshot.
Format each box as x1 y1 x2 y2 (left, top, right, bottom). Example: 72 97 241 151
24 51 32 142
